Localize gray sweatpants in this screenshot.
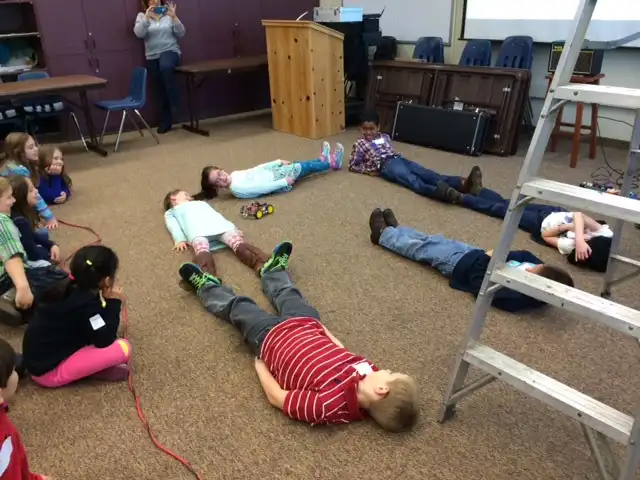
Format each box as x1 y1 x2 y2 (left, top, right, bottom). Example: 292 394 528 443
197 269 320 355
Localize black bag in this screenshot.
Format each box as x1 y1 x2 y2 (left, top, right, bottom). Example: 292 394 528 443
374 36 397 61
392 102 490 156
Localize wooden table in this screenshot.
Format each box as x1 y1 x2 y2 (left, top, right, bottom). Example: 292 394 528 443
546 73 604 168
0 75 108 157
175 55 268 137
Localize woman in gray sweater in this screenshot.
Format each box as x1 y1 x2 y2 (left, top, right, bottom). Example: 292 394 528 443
134 1 186 134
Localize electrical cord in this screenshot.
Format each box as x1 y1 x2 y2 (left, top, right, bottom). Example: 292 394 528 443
58 219 204 480
591 115 639 189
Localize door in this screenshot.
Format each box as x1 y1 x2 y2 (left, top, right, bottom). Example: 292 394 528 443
34 0 90 59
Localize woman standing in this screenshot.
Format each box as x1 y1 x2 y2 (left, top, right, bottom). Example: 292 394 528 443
134 1 185 134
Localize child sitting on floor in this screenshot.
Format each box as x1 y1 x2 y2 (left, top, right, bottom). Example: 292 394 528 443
22 245 131 386
178 242 420 431
369 208 575 313
163 189 270 276
194 141 344 199
37 145 72 205
0 132 57 229
9 175 60 265
0 339 51 479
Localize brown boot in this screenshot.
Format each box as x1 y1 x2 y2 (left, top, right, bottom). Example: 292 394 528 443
195 251 218 277
234 243 270 274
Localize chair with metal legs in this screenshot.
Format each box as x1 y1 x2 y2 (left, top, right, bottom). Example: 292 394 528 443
94 66 159 152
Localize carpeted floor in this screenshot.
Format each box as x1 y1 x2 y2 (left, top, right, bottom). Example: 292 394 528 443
3 115 639 480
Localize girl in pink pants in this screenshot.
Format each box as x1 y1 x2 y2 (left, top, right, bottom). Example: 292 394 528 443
22 245 131 387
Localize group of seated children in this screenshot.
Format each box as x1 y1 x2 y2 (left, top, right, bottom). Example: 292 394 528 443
348 111 613 273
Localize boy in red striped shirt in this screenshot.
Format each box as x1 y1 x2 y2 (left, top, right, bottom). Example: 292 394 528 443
179 242 420 431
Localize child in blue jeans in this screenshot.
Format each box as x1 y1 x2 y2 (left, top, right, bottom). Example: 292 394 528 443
368 208 574 313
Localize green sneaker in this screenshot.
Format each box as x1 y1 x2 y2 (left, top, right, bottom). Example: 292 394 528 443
179 263 220 292
259 242 293 277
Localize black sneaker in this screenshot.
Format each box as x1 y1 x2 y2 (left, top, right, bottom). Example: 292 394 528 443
259 242 293 277
382 208 399 227
434 181 463 204
465 166 483 195
369 208 387 245
178 263 220 293
0 297 23 327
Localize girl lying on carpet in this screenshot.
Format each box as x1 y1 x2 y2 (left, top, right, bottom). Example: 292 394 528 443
8 175 61 265
22 245 132 387
194 141 344 200
37 145 72 205
0 132 57 229
163 189 271 276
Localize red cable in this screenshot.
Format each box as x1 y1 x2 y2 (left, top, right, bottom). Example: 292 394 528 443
58 220 204 480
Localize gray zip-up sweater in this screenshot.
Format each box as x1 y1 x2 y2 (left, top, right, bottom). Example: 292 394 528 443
133 13 186 60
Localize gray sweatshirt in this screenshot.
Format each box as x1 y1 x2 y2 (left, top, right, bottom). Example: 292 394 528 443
133 13 186 60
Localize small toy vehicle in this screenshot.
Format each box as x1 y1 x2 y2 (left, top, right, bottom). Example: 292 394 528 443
241 201 274 219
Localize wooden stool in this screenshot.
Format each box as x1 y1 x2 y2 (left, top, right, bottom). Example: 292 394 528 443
546 73 604 168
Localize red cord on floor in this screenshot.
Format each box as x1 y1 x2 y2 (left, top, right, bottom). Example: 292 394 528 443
58 220 204 480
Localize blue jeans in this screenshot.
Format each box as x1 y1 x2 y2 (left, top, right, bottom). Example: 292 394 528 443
380 156 463 199
379 226 478 278
294 159 330 180
146 51 181 127
461 188 565 236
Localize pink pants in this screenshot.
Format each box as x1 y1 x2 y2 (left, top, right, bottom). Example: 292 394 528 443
192 230 245 254
32 339 131 388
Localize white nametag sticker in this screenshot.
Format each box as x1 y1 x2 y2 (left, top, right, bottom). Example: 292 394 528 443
89 314 106 330
373 137 385 145
354 361 373 376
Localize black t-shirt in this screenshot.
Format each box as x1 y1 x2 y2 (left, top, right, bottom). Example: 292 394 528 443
23 288 122 376
449 249 546 313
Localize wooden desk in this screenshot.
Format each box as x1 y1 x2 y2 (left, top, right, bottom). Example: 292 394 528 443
546 73 604 168
175 55 268 137
0 75 108 157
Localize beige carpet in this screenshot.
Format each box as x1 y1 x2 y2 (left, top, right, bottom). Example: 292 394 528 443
2 115 639 480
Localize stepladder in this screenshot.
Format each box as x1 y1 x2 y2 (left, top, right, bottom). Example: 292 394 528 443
437 1 640 479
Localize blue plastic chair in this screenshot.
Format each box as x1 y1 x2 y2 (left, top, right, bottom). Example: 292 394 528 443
459 40 492 67
17 71 87 150
494 35 533 69
94 66 158 152
413 37 444 63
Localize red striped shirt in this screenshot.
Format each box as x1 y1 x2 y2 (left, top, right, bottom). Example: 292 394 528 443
260 317 377 425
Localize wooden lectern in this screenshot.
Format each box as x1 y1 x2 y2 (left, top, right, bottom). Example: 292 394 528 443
262 20 345 139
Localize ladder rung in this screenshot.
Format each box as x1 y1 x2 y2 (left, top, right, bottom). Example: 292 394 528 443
554 84 640 110
611 254 640 269
520 178 640 224
463 343 633 444
491 267 640 338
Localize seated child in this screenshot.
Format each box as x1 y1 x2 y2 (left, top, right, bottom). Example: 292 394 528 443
431 169 613 272
0 132 57 229
163 190 270 276
0 338 51 479
9 175 60 265
37 145 72 205
178 242 420 431
22 245 131 387
369 208 575 313
0 177 68 327
194 141 344 199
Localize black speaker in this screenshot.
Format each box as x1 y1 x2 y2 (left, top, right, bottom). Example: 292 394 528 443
547 41 604 76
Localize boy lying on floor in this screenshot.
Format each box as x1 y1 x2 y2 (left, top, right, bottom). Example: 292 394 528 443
430 168 613 272
369 208 574 313
178 242 420 431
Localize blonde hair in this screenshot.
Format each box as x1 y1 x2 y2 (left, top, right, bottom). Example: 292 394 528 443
0 177 10 196
368 376 420 432
1 132 38 183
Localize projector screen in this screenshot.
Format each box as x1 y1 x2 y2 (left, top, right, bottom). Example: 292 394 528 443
463 0 640 48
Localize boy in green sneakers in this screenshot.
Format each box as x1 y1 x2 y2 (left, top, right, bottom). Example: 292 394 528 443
179 242 420 431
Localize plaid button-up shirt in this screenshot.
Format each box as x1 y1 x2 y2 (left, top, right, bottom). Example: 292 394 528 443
0 213 26 282
348 133 397 175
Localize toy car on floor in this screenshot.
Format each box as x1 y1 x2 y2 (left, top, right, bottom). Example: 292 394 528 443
241 201 274 219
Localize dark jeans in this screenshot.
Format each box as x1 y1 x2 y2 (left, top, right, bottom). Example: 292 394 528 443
197 269 320 356
146 51 181 128
0 265 69 314
380 156 463 199
461 187 565 236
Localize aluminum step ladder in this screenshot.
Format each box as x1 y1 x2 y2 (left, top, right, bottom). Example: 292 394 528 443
437 1 640 479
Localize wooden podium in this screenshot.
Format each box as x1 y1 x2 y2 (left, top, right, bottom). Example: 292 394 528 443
262 20 345 139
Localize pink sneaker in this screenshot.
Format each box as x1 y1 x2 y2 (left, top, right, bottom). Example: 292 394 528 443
90 364 130 382
319 141 331 162
330 143 344 170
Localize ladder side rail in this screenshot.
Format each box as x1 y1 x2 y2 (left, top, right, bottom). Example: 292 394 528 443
618 413 640 480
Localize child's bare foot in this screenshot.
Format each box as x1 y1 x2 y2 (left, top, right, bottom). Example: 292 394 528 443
330 143 344 170
320 141 331 162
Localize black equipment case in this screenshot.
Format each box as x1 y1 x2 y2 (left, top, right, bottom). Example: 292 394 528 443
391 102 490 156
